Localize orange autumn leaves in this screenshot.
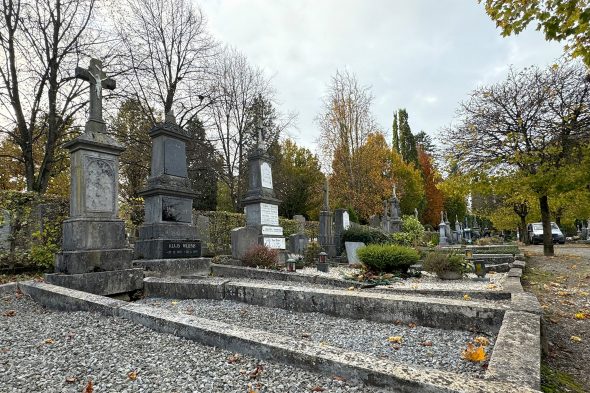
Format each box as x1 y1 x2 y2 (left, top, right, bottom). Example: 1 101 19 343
462 336 490 362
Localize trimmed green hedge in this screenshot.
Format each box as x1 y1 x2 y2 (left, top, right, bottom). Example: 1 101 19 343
357 244 420 273
341 226 389 246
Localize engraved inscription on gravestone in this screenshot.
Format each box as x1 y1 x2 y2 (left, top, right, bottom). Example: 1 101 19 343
84 156 115 212
263 237 286 249
261 225 283 236
343 211 350 229
162 196 192 223
260 203 279 226
162 240 201 258
164 138 187 177
261 162 273 188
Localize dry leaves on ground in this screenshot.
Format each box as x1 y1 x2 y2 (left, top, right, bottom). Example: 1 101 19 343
83 380 94 393
461 343 487 362
474 336 490 346
44 338 54 345
2 309 16 317
249 364 264 379
128 371 137 381
387 336 402 344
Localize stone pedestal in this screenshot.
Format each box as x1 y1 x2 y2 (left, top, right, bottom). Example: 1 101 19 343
46 132 142 296
134 114 202 261
231 137 284 260
319 210 336 258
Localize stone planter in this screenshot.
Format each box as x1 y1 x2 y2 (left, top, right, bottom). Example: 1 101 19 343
344 241 365 265
436 270 463 280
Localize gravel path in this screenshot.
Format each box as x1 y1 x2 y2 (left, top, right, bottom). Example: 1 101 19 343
138 297 495 377
0 293 390 393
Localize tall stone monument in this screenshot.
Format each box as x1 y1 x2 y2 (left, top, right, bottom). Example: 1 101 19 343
46 58 143 295
231 129 285 259
318 179 336 257
438 211 448 246
389 185 402 233
134 111 201 260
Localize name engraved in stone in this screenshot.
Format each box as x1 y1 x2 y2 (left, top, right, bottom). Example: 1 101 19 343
261 226 283 236
84 156 115 212
162 240 201 258
260 203 279 226
263 237 285 249
261 162 273 189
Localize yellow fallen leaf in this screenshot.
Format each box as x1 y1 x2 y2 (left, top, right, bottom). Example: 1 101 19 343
474 336 490 346
387 336 403 344
128 371 137 381
486 284 497 290
44 338 54 344
171 301 178 305
570 336 582 342
570 264 577 270
579 291 589 297
463 294 472 301
557 291 569 297
575 312 588 320
461 343 487 362
347 286 355 291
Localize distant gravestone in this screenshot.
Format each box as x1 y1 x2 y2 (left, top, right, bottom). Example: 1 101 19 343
289 215 309 255
319 179 336 257
0 210 11 250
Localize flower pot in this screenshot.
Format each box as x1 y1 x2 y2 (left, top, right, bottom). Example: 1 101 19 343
436 270 462 280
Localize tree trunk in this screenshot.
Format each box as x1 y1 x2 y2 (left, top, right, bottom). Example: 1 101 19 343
539 195 554 256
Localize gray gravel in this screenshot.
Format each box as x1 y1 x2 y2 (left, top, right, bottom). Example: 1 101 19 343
0 293 390 393
139 297 495 377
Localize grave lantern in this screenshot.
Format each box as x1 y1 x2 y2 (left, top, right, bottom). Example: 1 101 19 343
473 259 486 278
286 258 296 272
317 252 329 273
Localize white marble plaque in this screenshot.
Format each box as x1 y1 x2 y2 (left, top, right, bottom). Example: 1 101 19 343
261 162 273 189
260 203 279 226
262 226 283 236
263 236 285 249
343 211 351 229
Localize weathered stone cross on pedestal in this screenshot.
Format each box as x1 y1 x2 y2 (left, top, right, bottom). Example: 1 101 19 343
75 58 116 133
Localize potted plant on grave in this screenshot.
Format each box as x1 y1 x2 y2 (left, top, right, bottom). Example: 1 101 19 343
422 251 469 280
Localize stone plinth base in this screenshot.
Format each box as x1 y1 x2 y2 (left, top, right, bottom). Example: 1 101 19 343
133 257 210 277
45 268 143 296
62 218 128 250
56 248 134 274
134 238 201 260
138 223 198 240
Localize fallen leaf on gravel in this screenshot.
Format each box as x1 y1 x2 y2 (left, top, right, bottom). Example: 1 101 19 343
579 291 589 297
84 380 93 393
570 336 583 342
387 336 403 344
570 265 577 270
486 284 497 290
311 386 325 392
319 341 328 346
575 312 589 320
461 343 487 362
347 286 355 291
249 364 264 379
408 322 417 328
128 371 137 381
463 294 472 301
44 338 54 344
227 354 241 364
2 309 16 317
65 376 76 383
332 375 346 382
391 344 401 350
420 341 433 346
170 301 178 305
393 320 402 325
474 337 490 346
301 332 311 338
557 291 570 296
247 385 258 393
15 287 23 299
184 307 194 315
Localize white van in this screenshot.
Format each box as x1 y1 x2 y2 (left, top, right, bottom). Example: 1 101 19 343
527 222 565 244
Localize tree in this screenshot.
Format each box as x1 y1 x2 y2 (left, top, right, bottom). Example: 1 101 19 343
418 147 444 228
112 99 152 203
414 131 436 155
0 0 99 193
481 0 590 66
186 117 219 211
445 60 590 255
390 150 425 215
272 139 324 219
114 0 216 127
317 70 378 172
208 47 273 211
397 109 419 166
392 112 400 154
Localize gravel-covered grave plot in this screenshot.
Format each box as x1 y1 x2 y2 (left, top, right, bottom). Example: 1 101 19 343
0 293 390 393
139 297 495 377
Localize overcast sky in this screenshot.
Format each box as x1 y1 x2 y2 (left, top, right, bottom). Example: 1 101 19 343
199 0 564 151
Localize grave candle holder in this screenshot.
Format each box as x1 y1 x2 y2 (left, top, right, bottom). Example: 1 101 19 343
317 252 329 273
286 258 296 272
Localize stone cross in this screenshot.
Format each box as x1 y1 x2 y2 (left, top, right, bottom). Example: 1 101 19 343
75 58 116 132
414 208 419 219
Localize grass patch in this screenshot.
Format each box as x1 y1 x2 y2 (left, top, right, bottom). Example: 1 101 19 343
522 266 555 290
541 362 585 393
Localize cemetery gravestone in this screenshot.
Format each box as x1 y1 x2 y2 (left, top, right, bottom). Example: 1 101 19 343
46 58 143 296
288 215 309 255
319 179 336 257
134 112 201 259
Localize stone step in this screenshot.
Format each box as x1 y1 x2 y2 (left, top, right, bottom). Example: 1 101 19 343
44 268 143 296
132 257 210 277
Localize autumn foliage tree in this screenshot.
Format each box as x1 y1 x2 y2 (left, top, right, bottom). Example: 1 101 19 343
418 147 444 227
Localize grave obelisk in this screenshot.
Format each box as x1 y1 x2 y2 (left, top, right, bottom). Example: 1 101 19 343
46 58 143 295
231 127 285 259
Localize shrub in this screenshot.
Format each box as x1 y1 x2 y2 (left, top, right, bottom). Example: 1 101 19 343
303 241 322 266
475 236 504 246
422 252 469 276
341 226 389 246
357 244 420 273
241 244 278 268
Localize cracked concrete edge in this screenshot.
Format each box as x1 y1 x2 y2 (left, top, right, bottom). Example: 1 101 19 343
0 282 17 295
485 310 541 390
17 280 539 393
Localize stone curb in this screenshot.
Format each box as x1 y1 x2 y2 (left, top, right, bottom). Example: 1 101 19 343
133 257 211 277
17 280 540 393
0 282 16 295
144 277 507 333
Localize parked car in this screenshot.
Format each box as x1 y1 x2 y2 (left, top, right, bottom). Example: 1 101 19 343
527 222 565 244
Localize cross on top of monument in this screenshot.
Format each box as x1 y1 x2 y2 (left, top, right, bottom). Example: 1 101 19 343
75 58 116 133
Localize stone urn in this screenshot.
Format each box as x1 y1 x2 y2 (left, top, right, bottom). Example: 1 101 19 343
436 270 463 280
